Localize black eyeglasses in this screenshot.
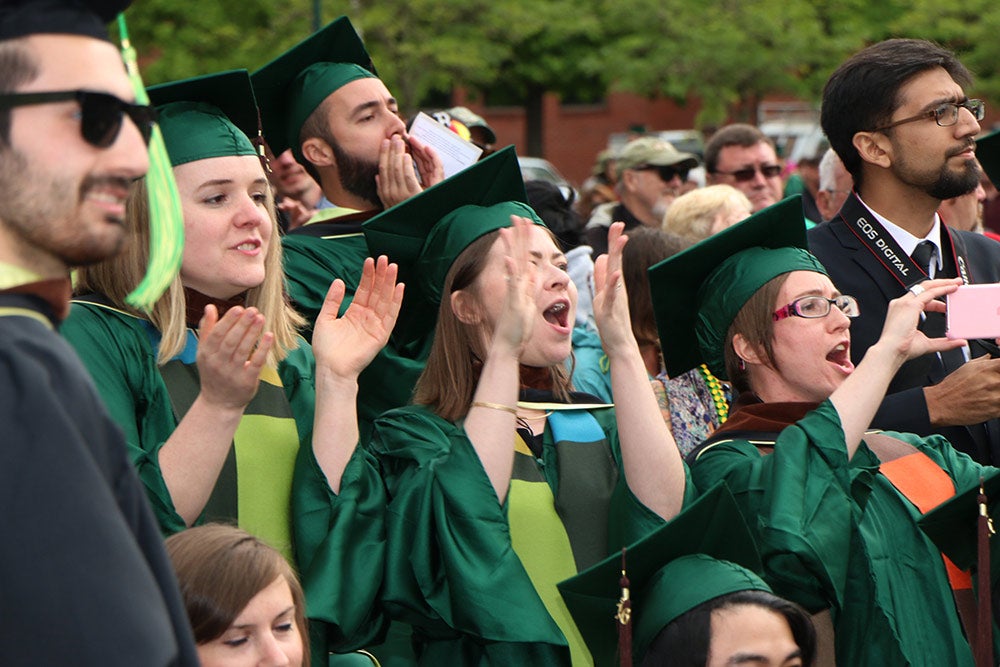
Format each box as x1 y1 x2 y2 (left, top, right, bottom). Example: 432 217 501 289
773 294 860 322
873 99 985 133
637 164 690 183
0 89 157 148
713 163 782 182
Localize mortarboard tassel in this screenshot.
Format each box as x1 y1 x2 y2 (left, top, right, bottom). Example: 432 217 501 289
975 476 994 667
117 14 184 311
617 548 633 667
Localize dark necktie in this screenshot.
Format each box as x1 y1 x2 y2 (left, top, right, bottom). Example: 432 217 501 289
911 241 964 371
912 240 937 280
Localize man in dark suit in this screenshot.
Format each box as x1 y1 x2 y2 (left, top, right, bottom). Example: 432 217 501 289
809 38 1000 465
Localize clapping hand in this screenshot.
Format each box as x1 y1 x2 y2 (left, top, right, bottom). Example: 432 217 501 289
197 305 274 410
312 255 404 379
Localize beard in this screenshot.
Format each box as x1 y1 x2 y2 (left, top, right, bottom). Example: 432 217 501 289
330 140 382 209
926 157 981 200
0 146 127 269
892 138 982 201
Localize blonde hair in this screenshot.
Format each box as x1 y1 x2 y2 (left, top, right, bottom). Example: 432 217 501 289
663 185 752 243
76 174 304 366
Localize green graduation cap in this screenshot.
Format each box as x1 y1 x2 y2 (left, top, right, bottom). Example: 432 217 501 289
362 146 536 345
919 470 1000 574
977 129 1000 190
557 484 770 666
252 16 376 164
147 69 261 167
363 146 534 300
648 195 826 380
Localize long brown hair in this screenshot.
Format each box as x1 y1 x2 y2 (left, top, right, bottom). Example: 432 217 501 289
165 524 309 665
413 230 571 421
75 174 304 366
623 227 689 350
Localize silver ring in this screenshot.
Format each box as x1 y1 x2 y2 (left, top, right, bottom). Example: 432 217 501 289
908 283 925 296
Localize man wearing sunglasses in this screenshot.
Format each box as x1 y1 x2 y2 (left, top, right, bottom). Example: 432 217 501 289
809 38 1000 467
0 1 197 664
584 136 699 257
705 123 785 213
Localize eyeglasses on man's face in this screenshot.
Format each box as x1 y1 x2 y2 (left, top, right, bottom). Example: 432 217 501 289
872 99 985 133
772 294 860 322
0 89 157 148
713 163 782 183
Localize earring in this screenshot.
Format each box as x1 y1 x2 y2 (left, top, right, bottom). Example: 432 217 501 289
737 357 746 371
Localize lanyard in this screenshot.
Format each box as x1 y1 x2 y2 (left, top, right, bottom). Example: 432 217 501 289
838 194 971 289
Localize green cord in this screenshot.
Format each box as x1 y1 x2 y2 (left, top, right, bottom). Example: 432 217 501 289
117 13 184 311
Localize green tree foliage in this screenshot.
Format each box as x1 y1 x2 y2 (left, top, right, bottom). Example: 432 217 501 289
123 0 313 84
122 0 998 135
892 0 1000 103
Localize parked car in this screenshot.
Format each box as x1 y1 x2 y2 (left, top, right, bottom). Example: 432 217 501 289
518 156 576 202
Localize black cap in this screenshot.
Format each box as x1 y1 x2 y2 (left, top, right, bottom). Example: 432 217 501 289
0 0 132 41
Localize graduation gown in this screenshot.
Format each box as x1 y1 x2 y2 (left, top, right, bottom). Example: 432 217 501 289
62 299 386 662
283 218 431 443
0 288 198 666
370 401 692 666
690 399 984 666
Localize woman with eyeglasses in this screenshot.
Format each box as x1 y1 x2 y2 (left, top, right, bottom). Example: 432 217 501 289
650 197 993 666
62 71 396 663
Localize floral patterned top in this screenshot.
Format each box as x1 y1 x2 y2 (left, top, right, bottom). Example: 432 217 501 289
650 365 730 456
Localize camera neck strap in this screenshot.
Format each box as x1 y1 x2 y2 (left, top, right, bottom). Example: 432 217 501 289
839 193 970 290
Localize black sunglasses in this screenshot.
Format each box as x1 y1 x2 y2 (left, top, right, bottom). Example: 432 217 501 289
638 164 690 183
0 89 157 148
713 164 782 182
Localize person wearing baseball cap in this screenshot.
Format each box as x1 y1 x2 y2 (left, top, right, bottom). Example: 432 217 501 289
585 136 699 256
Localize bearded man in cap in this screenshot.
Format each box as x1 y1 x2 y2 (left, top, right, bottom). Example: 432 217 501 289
585 136 699 257
0 1 197 664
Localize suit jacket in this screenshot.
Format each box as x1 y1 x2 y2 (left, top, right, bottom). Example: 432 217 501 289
808 192 1000 464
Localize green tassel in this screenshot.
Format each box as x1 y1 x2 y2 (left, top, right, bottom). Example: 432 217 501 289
117 13 184 312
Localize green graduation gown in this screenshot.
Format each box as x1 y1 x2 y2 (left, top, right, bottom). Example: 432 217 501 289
690 399 983 666
62 299 388 662
282 219 430 443
370 401 692 666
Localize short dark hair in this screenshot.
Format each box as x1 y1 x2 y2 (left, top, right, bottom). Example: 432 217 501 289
641 589 816 667
704 124 774 173
0 40 39 146
297 96 334 183
821 39 972 189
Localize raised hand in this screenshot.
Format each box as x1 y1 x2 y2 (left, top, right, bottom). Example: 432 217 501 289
376 135 423 209
408 135 444 189
490 215 539 359
277 196 316 230
879 278 965 361
312 255 404 379
592 222 636 357
196 304 274 410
